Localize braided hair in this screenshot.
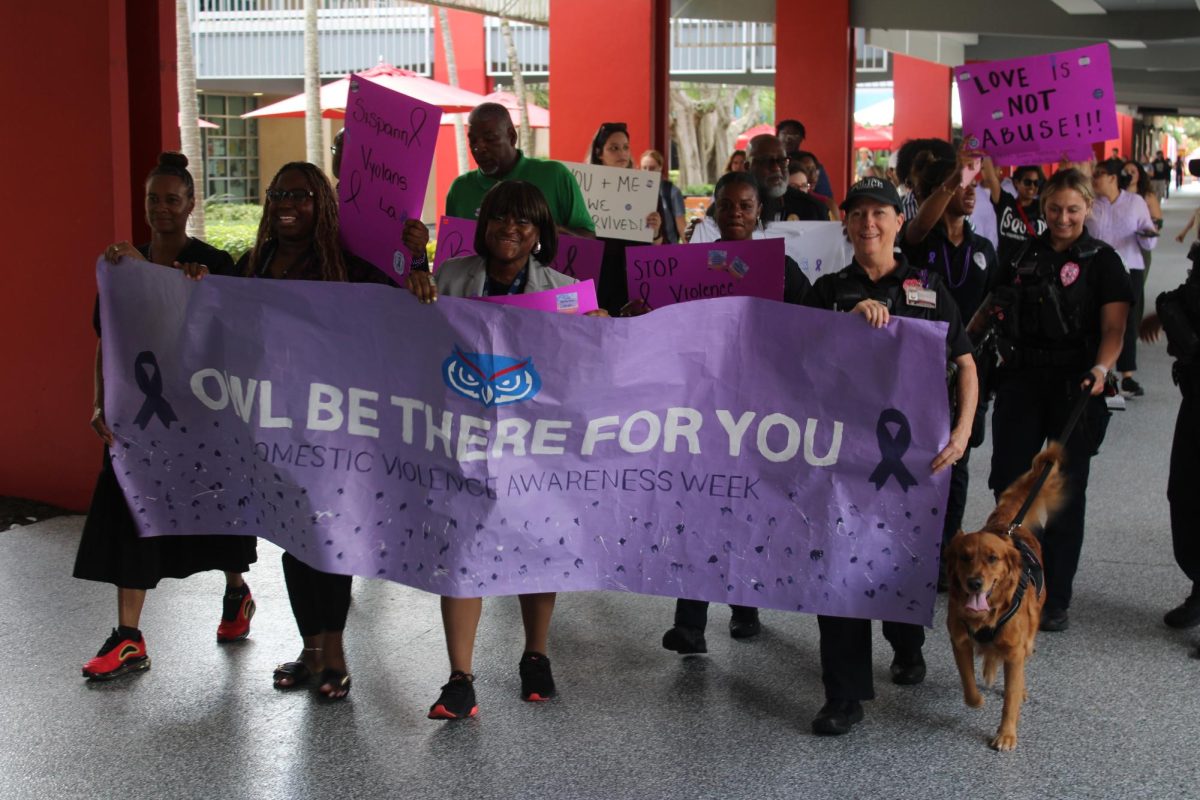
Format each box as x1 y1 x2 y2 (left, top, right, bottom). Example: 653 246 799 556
245 161 347 282
147 152 195 197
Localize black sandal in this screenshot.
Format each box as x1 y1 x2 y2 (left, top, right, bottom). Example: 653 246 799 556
273 661 314 690
318 668 352 700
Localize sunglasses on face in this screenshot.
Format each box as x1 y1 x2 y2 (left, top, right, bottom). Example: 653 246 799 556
266 189 315 203
1018 178 1042 187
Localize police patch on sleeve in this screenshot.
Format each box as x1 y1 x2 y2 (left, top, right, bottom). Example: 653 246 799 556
973 251 988 270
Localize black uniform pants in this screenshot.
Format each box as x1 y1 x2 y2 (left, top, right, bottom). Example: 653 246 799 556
1168 389 1200 584
989 371 1110 612
817 616 925 701
1118 268 1145 373
281 553 352 637
942 449 971 550
674 599 757 630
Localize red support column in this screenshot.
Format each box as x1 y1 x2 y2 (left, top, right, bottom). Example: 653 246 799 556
433 9 487 220
548 0 670 163
126 3 179 243
892 53 952 146
775 0 854 200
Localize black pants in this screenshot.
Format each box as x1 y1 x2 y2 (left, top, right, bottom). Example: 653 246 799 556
942 449 971 550
1118 269 1145 373
281 553 352 637
674 599 757 630
989 371 1110 612
816 616 925 701
1169 388 1200 584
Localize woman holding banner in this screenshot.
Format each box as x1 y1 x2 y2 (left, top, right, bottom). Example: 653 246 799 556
238 161 407 701
588 122 664 314
406 180 607 720
803 176 978 736
658 170 811 653
78 152 258 681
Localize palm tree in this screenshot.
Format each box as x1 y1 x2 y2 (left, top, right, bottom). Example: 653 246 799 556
499 18 533 156
176 0 204 237
304 0 323 166
438 8 469 175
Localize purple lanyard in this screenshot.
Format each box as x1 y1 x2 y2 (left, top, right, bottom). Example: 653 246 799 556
933 242 973 289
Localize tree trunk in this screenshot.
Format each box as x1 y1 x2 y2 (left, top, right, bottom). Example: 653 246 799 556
303 0 323 167
499 18 533 156
438 8 469 175
176 0 204 237
670 88 703 189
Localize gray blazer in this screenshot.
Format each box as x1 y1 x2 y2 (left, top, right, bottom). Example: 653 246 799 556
435 254 577 298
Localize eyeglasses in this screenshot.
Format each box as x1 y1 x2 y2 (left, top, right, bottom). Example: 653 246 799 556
754 157 789 169
266 189 315 203
598 122 628 134
1018 178 1042 188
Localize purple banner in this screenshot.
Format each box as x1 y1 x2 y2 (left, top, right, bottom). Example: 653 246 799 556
338 75 442 281
954 44 1117 166
98 257 951 625
434 216 603 283
626 239 786 309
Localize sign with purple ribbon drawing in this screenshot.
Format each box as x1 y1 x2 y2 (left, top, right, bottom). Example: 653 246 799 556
338 75 442 282
954 44 1117 166
98 257 951 626
625 238 786 309
434 216 603 283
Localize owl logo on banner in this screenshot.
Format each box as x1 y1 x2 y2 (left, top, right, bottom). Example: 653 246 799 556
442 346 542 408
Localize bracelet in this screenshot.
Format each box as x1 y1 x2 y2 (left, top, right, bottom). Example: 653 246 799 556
1092 364 1109 378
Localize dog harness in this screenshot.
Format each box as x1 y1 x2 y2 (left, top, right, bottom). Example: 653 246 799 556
969 535 1044 645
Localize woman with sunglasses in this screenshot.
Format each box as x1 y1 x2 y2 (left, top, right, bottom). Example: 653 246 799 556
238 162 417 700
1088 158 1159 398
588 122 664 314
984 163 1048 269
78 152 259 681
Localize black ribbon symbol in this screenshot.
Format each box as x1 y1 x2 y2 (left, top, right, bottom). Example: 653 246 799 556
867 408 917 491
344 169 363 212
409 107 427 147
638 280 654 311
132 351 178 431
560 244 578 276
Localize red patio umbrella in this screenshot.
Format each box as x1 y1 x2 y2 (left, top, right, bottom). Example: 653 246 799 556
438 90 549 128
853 124 893 150
242 63 489 119
735 123 775 150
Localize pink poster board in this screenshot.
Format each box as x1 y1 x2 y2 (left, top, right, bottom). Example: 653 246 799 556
338 75 442 282
625 239 786 309
954 44 1117 166
474 280 599 314
435 216 603 284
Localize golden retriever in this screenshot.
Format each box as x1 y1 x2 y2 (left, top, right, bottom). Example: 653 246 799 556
945 443 1065 751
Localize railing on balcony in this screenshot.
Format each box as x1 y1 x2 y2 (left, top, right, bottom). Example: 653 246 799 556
191 0 434 79
484 17 549 77
670 19 775 75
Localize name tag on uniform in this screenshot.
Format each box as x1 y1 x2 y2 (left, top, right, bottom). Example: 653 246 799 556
905 287 937 309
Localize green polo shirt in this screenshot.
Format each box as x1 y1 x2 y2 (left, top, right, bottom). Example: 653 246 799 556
444 150 595 232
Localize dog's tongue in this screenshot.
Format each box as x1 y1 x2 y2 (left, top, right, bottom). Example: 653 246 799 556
967 592 990 612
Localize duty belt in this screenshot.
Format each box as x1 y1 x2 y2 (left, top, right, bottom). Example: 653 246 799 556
1005 346 1087 370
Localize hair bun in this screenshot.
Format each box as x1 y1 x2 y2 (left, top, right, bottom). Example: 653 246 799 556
158 151 189 170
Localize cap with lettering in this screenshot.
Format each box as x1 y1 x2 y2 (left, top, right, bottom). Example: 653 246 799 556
839 177 902 212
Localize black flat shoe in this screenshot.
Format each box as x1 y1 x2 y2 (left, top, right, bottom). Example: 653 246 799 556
890 649 926 685
729 612 761 640
812 699 864 736
1040 607 1070 632
1164 593 1200 629
662 625 707 654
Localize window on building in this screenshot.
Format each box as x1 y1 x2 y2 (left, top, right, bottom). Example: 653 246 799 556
201 93 260 204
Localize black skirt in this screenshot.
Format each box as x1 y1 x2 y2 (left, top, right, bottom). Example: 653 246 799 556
73 452 257 590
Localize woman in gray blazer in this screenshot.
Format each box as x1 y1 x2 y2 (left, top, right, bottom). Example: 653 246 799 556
407 180 604 721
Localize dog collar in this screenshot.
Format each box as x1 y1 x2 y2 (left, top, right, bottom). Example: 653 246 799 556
969 538 1044 644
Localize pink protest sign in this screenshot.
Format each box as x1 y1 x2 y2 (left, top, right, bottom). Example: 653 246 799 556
625 238 786 309
474 280 599 314
435 216 603 283
954 44 1117 166
338 75 442 282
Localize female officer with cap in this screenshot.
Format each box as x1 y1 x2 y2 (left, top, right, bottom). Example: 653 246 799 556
969 168 1131 634
803 176 978 736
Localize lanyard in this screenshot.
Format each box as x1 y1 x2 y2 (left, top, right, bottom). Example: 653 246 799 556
484 268 528 297
932 240 973 289
1014 201 1038 237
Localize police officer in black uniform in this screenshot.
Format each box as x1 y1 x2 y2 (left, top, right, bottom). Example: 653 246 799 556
1141 239 1200 634
970 168 1131 634
804 177 979 736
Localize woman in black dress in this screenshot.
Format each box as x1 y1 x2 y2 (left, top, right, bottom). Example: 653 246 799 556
243 162 417 700
77 152 258 681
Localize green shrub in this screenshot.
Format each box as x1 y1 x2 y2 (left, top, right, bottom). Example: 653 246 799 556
204 220 258 262
683 183 714 197
204 201 263 225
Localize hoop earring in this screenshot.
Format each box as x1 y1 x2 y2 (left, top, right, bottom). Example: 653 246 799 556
533 241 542 255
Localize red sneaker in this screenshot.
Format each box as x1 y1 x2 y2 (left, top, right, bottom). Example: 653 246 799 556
82 629 150 680
217 585 256 643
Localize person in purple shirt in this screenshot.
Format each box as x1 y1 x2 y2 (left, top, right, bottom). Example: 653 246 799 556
1087 158 1159 397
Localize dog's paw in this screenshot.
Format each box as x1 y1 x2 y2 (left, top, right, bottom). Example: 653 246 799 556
964 690 984 708
989 731 1018 751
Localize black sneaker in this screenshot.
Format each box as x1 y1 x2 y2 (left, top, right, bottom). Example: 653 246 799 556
890 649 926 685
729 609 761 639
1121 376 1145 397
662 625 708 654
1040 607 1070 632
518 651 556 701
1164 591 1200 629
428 672 478 720
811 699 864 736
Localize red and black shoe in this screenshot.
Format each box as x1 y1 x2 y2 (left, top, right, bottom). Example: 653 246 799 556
216 584 255 643
82 628 150 680
428 672 478 720
519 651 556 701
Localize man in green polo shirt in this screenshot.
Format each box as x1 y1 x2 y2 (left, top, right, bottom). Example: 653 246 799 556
445 103 595 237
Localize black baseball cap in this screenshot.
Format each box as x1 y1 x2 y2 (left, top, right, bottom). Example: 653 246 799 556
839 177 902 212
